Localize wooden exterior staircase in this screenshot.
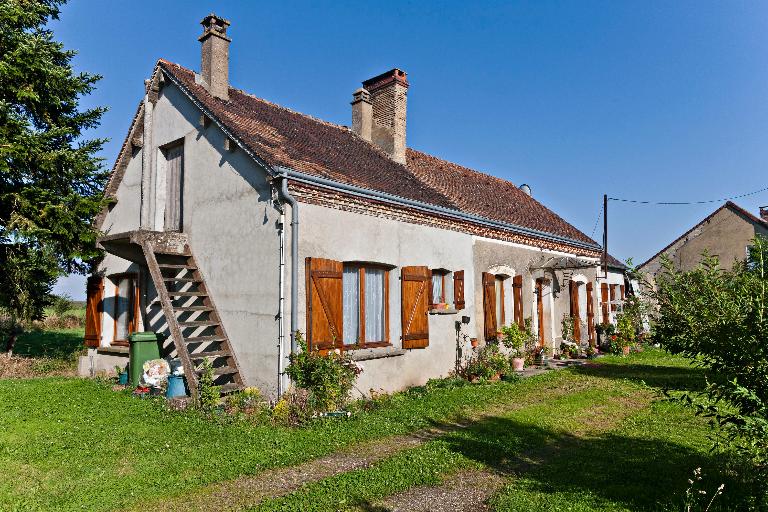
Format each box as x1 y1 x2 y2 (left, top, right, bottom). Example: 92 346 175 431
139 237 244 398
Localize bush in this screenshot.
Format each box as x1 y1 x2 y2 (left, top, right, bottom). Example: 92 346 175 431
50 294 73 318
499 323 526 356
651 236 768 490
461 342 511 381
284 331 362 413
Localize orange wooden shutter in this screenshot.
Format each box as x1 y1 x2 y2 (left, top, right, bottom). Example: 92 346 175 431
305 257 344 350
536 278 545 346
620 284 625 301
453 270 465 310
84 276 103 348
600 283 609 324
569 281 581 342
401 266 430 349
513 275 523 328
482 272 497 340
586 282 595 345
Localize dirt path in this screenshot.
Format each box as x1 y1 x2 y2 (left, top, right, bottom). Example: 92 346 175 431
140 373 606 512
370 390 653 512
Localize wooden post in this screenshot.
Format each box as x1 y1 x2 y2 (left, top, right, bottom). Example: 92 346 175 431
603 194 608 278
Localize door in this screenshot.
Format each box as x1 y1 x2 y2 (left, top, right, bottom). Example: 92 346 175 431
164 144 184 231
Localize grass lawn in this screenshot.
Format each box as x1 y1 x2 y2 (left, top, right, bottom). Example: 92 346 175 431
0 349 753 511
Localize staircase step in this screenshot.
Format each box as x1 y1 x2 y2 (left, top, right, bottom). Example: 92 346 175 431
158 263 197 270
168 291 207 297
220 383 244 393
163 277 200 283
196 366 237 376
184 335 226 343
189 350 231 359
178 320 220 327
173 306 213 312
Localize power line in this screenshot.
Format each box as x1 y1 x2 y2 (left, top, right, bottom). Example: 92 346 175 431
589 207 602 238
607 185 768 205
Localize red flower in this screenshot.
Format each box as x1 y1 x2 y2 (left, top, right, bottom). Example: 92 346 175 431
611 335 617 341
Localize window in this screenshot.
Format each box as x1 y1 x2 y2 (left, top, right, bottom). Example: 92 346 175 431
495 276 506 329
112 274 139 345
430 269 453 307
342 264 389 347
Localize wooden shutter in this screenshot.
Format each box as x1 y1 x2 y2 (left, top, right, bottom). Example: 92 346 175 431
164 144 184 231
600 283 609 324
84 276 103 348
536 278 545 346
306 257 343 350
401 266 430 349
453 270 465 310
482 272 497 340
586 282 595 345
620 284 625 301
513 275 523 328
569 281 581 342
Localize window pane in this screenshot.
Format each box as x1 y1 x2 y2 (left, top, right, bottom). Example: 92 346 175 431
444 273 454 308
342 266 360 345
431 273 443 304
364 268 386 342
115 278 133 340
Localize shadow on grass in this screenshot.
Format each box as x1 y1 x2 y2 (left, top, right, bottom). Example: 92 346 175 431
436 415 751 511
572 361 708 392
14 329 84 360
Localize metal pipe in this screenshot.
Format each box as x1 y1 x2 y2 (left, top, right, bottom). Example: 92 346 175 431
276 210 286 396
279 172 299 356
277 166 601 252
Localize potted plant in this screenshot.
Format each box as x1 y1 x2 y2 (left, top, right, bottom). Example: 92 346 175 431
470 337 479 348
461 343 510 382
114 365 128 385
500 324 526 371
616 314 635 356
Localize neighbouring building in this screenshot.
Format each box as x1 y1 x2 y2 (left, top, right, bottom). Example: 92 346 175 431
638 201 768 280
82 14 630 398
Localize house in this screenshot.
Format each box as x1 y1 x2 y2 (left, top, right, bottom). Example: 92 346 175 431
638 201 768 279
83 14 618 398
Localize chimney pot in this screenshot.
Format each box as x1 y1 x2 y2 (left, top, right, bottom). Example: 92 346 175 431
356 68 409 164
199 13 231 100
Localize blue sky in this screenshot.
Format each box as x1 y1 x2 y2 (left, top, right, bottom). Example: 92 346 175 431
52 1 768 299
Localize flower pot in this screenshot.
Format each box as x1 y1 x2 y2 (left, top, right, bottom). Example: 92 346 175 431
511 357 525 371
118 371 129 385
622 345 631 356
166 375 188 398
470 338 479 348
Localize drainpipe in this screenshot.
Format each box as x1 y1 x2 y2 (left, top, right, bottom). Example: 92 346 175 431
279 171 299 356
277 210 286 396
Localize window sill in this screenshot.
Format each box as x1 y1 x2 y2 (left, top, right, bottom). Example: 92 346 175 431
346 346 407 362
97 346 129 355
429 308 460 315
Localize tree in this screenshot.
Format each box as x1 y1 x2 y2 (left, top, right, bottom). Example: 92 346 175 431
0 0 108 350
651 236 768 499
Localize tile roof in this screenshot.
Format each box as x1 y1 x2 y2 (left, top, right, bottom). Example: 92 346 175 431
152 60 599 250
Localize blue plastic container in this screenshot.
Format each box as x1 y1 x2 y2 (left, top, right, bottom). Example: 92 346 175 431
118 371 129 385
166 375 187 398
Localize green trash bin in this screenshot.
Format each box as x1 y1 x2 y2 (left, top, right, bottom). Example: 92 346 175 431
128 332 163 386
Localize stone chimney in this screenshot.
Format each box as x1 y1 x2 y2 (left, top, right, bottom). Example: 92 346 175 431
353 69 409 164
760 206 768 222
199 14 231 100
351 88 372 142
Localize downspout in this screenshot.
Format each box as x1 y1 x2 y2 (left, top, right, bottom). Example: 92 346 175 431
277 209 286 396
279 172 299 356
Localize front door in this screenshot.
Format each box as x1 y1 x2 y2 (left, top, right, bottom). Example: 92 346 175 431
536 278 545 347
164 144 184 231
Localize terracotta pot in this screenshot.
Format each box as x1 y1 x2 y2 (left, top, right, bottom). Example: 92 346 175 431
622 345 631 356
489 374 501 382
512 357 525 371
470 338 479 348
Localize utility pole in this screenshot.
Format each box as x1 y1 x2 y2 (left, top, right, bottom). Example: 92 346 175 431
603 194 608 278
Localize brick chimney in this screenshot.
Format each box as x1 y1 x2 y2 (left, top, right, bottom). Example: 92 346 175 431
199 14 231 100
760 206 768 222
353 69 409 164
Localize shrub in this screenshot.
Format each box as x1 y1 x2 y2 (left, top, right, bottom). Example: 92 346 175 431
223 387 270 423
197 358 221 413
499 323 526 356
461 342 510 381
284 331 362 413
651 236 768 490
50 294 73 318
